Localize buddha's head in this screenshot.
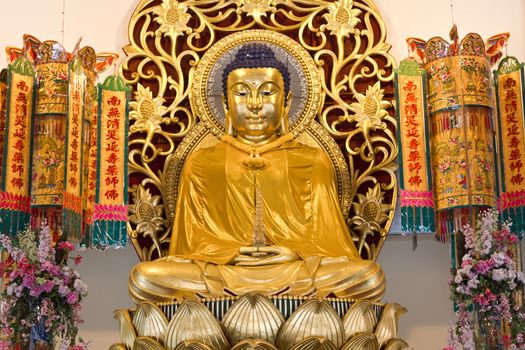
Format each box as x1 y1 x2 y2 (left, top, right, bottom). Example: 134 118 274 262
222 44 292 144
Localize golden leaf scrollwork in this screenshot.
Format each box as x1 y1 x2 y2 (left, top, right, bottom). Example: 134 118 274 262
122 0 397 261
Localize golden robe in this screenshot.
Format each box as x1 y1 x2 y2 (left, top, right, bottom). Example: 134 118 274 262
129 140 385 302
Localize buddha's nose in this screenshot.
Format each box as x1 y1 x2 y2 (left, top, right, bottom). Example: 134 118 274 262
247 92 262 112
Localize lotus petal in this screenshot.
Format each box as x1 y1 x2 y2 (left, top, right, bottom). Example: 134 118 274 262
133 336 167 350
164 300 229 350
109 344 128 350
340 333 379 350
232 339 278 350
342 300 377 340
289 336 337 350
115 308 138 349
222 294 284 345
374 303 407 347
133 302 169 340
276 299 344 350
174 340 213 350
383 338 410 350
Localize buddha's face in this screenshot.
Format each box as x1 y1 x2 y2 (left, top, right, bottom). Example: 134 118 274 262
226 67 286 143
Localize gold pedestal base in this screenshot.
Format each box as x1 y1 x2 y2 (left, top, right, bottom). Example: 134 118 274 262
112 295 408 350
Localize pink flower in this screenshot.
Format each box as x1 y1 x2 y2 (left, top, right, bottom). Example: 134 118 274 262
66 292 79 305
58 241 75 252
73 256 82 265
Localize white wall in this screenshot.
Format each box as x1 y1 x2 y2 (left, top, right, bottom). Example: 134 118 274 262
1 1 524 349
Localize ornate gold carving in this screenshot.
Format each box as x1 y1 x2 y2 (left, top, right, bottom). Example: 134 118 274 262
133 302 169 340
123 0 397 261
342 300 377 340
110 344 128 350
231 340 279 350
174 340 214 350
222 294 285 345
114 308 138 349
128 185 168 260
340 333 379 350
133 337 166 350
289 336 338 350
276 300 345 350
348 183 391 258
374 303 407 348
164 301 230 350
116 296 409 349
383 339 410 350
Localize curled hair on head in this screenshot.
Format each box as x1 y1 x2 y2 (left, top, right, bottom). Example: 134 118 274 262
222 43 291 102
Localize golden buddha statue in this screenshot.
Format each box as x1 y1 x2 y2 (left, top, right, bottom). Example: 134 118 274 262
129 44 385 303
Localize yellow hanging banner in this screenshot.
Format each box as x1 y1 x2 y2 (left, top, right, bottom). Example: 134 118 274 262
0 57 35 235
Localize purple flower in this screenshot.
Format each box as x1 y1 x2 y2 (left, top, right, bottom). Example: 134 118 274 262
58 284 71 297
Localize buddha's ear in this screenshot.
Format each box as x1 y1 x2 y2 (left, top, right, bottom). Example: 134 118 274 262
280 91 292 134
222 95 235 136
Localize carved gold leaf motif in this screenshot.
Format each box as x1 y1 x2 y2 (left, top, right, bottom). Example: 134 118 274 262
110 344 129 350
342 300 377 340
164 301 230 350
383 338 410 350
133 302 169 340
122 0 397 261
133 336 167 350
340 332 379 350
231 339 279 350
276 300 345 350
221 294 285 346
374 303 407 348
174 340 214 350
114 308 138 349
128 184 168 260
289 336 338 350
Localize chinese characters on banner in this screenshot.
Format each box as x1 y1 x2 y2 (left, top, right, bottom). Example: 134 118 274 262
91 76 130 248
0 71 7 186
496 57 525 234
0 58 34 235
395 59 435 233
63 58 86 240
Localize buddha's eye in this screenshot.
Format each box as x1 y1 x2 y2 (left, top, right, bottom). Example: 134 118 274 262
231 84 249 97
260 89 276 97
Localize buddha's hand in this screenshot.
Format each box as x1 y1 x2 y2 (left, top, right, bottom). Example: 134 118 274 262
232 246 300 266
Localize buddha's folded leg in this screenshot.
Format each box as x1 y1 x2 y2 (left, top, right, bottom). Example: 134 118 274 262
314 258 386 301
128 259 212 303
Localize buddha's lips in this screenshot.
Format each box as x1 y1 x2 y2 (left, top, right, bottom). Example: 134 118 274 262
246 114 266 123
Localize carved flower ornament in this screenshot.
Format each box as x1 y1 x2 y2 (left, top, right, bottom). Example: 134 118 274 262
238 0 279 20
130 84 168 135
350 183 390 236
350 82 390 132
322 0 362 38
153 0 192 38
128 185 165 240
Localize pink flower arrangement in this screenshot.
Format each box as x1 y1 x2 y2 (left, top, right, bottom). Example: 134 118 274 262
0 225 88 348
447 208 525 350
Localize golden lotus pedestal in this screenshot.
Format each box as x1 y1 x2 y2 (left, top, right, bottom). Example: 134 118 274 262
111 295 408 350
